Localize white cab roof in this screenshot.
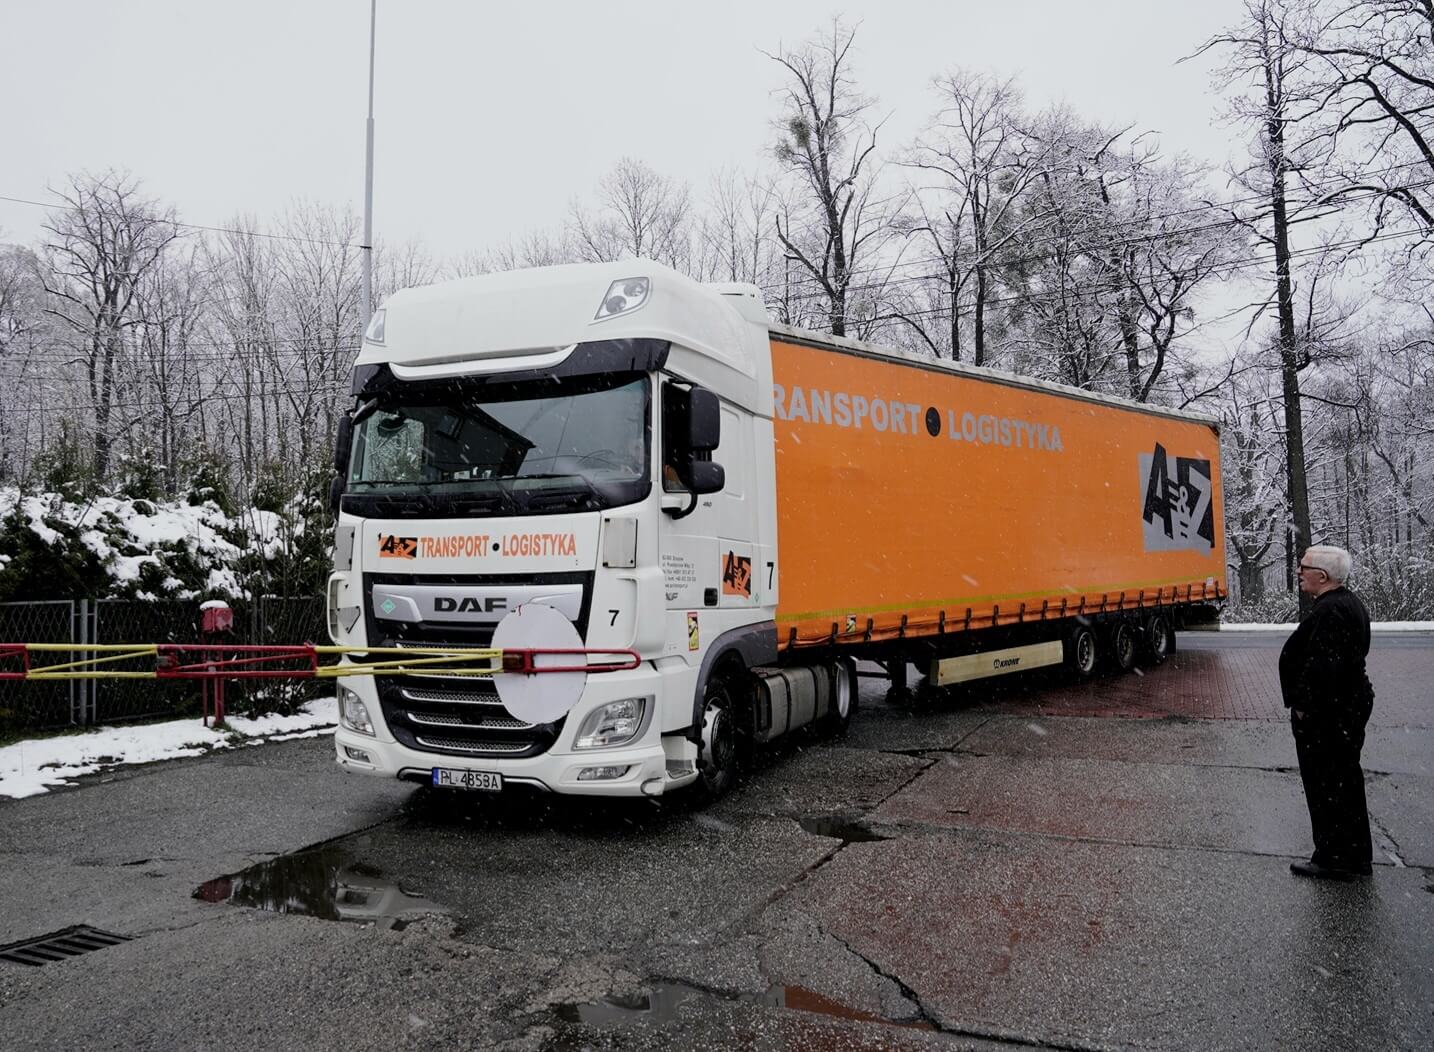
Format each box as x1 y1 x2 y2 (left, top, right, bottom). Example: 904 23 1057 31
357 260 771 410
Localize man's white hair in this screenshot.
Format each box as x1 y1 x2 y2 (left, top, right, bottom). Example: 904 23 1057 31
1303 544 1352 584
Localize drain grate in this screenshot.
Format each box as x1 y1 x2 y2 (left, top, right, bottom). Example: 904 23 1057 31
0 925 132 967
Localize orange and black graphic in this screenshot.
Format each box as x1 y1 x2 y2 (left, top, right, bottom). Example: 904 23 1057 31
378 534 418 559
1140 443 1214 555
721 551 753 597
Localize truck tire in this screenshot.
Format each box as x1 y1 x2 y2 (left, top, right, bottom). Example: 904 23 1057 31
1066 625 1098 679
692 675 740 803
819 658 858 736
1106 621 1138 673
1143 614 1175 665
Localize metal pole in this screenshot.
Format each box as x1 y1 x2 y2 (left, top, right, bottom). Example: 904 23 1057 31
361 0 377 329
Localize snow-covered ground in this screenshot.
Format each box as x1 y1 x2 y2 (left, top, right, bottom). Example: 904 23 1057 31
0 697 336 799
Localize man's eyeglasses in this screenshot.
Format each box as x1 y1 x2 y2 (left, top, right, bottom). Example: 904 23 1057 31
1297 563 1326 575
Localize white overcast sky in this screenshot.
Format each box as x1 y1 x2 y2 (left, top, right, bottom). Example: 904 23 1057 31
1 1 1253 260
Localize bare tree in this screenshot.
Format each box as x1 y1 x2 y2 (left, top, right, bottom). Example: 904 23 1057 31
1097 152 1240 402
206 217 280 495
0 242 47 484
1198 0 1327 607
271 201 363 473
374 237 438 303
1000 112 1139 390
124 245 210 494
569 158 693 268
465 230 576 275
1221 371 1289 603
766 19 895 337
902 71 1048 363
39 171 180 480
1291 0 1434 237
695 167 783 285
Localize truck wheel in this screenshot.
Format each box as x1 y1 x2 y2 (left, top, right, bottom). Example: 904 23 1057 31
1066 625 1098 679
1143 615 1174 665
819 659 858 736
1107 621 1138 673
693 676 739 802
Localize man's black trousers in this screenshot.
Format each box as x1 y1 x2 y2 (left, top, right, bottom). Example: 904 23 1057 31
1290 710 1373 870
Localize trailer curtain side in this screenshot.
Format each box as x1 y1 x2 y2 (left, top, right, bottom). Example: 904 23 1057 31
768 335 1227 651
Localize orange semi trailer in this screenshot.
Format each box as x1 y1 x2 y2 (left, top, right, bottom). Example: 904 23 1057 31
328 262 1225 800
768 327 1226 694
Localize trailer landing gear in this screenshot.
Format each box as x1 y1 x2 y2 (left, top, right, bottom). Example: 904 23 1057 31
879 660 914 706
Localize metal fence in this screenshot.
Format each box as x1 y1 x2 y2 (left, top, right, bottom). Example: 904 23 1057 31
0 600 80 733
0 596 328 736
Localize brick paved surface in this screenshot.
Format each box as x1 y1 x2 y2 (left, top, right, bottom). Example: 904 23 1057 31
980 637 1430 726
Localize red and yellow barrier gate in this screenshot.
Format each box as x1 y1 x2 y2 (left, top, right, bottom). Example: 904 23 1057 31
0 643 641 725
0 643 640 681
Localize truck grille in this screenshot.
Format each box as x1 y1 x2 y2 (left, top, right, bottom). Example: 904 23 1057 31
362 571 593 761
413 735 534 755
376 678 563 760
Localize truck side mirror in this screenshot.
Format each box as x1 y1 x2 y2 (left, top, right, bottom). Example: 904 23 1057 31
329 475 346 515
662 382 725 518
687 460 725 495
334 415 354 474
686 388 720 452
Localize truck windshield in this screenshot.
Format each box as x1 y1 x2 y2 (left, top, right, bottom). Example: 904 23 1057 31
344 373 650 517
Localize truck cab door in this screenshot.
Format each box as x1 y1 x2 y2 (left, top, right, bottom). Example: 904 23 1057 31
656 382 755 657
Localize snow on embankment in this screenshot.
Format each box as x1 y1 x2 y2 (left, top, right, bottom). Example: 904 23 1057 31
0 698 337 799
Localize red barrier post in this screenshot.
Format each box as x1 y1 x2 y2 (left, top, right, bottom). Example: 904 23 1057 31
199 602 234 726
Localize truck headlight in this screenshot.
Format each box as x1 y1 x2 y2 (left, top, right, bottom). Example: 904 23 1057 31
337 685 374 737
574 697 648 749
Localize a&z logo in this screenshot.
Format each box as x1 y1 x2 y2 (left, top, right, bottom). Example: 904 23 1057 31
378 534 418 559
1139 443 1213 555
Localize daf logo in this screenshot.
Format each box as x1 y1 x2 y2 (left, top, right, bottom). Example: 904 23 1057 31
434 596 508 614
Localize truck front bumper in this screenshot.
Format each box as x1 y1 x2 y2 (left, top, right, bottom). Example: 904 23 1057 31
332 666 697 797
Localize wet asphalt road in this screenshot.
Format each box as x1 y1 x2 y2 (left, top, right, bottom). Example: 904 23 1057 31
0 632 1430 1050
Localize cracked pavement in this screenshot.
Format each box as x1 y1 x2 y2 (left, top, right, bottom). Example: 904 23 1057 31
0 632 1430 1050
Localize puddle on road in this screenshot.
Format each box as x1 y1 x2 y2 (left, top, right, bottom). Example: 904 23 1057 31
193 841 448 930
798 814 893 844
552 980 931 1038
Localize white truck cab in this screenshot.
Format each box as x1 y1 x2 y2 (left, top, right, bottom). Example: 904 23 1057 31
328 261 781 798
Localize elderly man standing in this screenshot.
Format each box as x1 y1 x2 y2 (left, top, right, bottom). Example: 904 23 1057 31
1279 545 1376 880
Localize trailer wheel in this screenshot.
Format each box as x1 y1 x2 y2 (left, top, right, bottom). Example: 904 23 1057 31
692 675 740 803
1107 621 1138 673
819 658 858 736
1143 615 1174 665
1066 625 1098 679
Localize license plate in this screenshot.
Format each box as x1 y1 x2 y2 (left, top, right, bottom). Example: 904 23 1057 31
432 768 503 791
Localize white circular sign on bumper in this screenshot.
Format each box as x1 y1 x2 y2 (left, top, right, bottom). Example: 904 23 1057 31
490 603 586 724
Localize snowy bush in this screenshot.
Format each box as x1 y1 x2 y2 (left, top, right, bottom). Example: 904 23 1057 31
0 486 314 603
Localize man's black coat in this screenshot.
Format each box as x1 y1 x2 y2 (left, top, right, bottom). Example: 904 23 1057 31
1278 587 1374 719
1278 586 1376 870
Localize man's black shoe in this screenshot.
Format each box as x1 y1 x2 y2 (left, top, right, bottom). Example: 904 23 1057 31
1290 859 1366 880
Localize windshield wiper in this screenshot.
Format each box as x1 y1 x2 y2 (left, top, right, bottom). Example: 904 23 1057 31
512 474 605 511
